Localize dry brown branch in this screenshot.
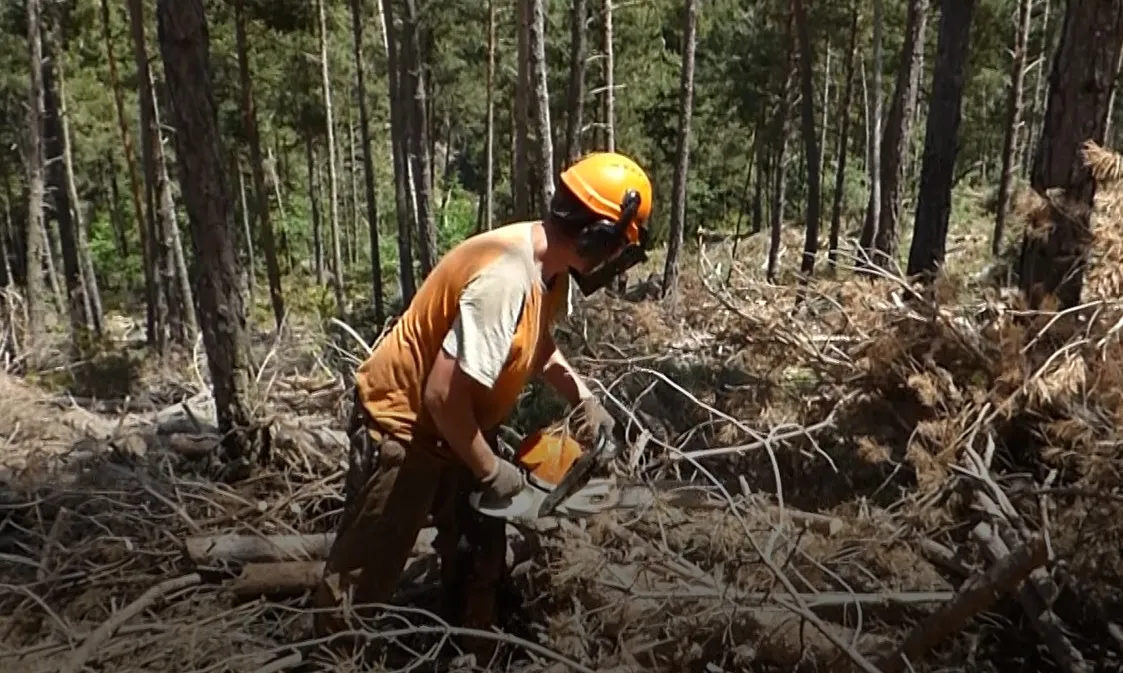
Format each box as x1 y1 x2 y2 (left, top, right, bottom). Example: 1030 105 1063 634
877 530 1047 673
58 573 202 673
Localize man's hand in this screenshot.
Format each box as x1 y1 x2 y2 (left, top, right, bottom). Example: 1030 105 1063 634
573 395 615 444
478 457 527 500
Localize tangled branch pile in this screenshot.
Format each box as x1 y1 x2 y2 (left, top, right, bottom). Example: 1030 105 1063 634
4 146 1123 673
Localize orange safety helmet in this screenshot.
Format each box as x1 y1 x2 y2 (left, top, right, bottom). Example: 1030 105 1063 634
515 428 586 487
559 152 654 246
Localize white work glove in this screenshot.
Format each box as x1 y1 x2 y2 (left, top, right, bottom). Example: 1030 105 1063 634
478 458 527 501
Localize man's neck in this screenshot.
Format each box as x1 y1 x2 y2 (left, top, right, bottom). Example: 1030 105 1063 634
532 219 570 285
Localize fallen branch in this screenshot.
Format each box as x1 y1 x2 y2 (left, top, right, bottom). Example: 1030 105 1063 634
876 528 1046 673
231 562 324 599
59 573 202 673
187 528 438 565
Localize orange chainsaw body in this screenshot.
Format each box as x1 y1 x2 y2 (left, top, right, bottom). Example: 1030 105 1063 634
515 429 586 487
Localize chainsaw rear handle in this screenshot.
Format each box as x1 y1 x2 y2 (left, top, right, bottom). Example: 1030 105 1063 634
536 425 618 518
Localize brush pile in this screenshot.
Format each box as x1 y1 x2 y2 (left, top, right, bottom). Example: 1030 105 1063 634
5 151 1123 673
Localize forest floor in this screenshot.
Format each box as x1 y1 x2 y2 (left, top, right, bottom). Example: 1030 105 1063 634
4 197 1123 673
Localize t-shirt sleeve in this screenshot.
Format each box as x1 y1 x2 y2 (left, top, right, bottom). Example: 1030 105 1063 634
441 260 529 388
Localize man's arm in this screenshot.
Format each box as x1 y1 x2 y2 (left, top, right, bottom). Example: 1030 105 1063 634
423 351 498 479
537 333 593 407
423 265 527 479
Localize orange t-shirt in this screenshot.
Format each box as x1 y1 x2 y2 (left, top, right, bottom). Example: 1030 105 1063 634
355 221 571 453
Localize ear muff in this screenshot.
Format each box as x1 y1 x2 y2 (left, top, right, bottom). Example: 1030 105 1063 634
575 188 642 258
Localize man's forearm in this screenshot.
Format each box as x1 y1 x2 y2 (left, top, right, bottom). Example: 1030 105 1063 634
426 395 497 479
541 348 593 407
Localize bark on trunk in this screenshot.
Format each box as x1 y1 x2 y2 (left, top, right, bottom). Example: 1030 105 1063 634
564 0 588 166
513 0 531 218
351 0 384 322
317 0 346 314
906 0 979 278
379 0 416 302
24 0 48 349
874 0 929 267
41 11 88 345
793 0 822 278
156 0 259 470
305 136 324 285
858 0 884 260
661 0 699 295
528 0 556 214
127 0 168 352
102 0 154 345
483 0 496 231
828 4 859 270
234 0 286 331
602 0 615 152
402 0 437 275
1017 0 1123 308
993 0 1034 256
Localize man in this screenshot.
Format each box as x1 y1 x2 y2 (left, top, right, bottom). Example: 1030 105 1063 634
314 152 654 660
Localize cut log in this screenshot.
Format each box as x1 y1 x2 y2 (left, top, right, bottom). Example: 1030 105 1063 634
877 526 1047 673
232 561 325 599
187 528 439 565
186 532 337 564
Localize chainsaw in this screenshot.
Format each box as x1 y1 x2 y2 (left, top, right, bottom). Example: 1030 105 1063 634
469 425 712 521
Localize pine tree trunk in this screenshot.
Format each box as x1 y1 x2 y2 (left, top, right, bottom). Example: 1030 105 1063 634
829 4 859 270
513 0 531 218
858 0 884 259
564 0 588 166
602 0 615 152
235 157 256 304
906 0 979 278
401 0 436 275
102 0 154 346
661 0 698 295
528 0 556 213
793 0 823 278
234 0 286 330
767 28 794 284
24 0 48 351
351 0 384 321
483 0 496 231
874 0 929 266
379 0 416 302
993 0 1034 256
57 45 103 336
305 136 325 285
317 0 346 314
40 10 88 345
155 0 259 472
1017 0 1123 308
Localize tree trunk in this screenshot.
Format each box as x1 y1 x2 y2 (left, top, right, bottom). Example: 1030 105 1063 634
106 160 128 257
660 0 699 296
602 0 616 152
767 29 795 284
1017 0 1123 308
233 0 286 331
529 0 556 215
873 0 929 267
483 0 496 231
351 0 384 322
24 0 48 351
513 0 531 218
829 3 859 270
793 0 822 278
993 0 1034 256
149 72 198 342
235 157 256 304
379 0 416 302
57 44 103 336
102 0 154 346
906 0 979 278
155 0 259 471
1025 0 1051 179
401 0 436 276
305 136 324 285
127 0 169 351
858 0 884 259
317 0 346 314
40 10 88 345
565 0 588 166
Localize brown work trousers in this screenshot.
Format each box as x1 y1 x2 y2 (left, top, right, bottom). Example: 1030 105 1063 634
314 392 508 662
